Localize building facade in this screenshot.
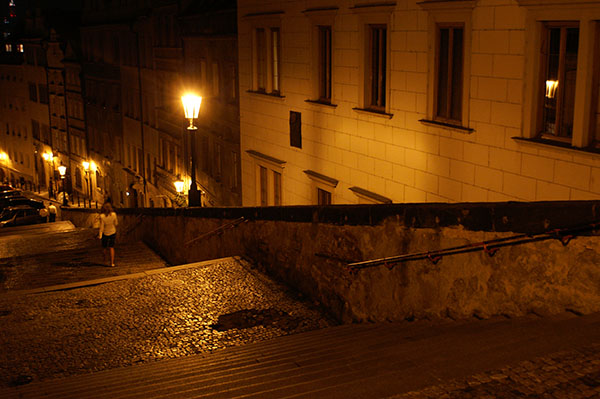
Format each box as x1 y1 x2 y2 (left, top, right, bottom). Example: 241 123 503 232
237 0 600 206
181 0 241 206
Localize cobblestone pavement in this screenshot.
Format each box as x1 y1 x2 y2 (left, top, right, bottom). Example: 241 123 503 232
392 343 600 399
0 257 336 389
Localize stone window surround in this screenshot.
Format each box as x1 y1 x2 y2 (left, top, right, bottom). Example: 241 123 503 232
303 6 339 106
351 2 395 117
247 149 286 206
418 0 474 132
243 11 284 97
304 169 338 205
518 1 600 149
349 186 392 204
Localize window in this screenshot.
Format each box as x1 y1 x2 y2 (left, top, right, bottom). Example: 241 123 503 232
247 149 286 206
273 171 282 205
540 23 579 140
420 1 472 130
368 25 387 111
317 188 331 205
255 28 266 92
318 26 332 102
212 62 220 96
231 151 239 190
290 111 302 148
352 3 393 116
29 83 37 102
250 16 282 96
214 142 222 181
31 120 39 140
38 84 49 104
304 169 338 205
435 25 464 123
17 44 23 53
518 1 600 149
5 44 11 52
271 28 280 94
259 166 268 206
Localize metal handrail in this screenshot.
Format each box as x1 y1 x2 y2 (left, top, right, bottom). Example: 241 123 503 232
346 221 600 274
185 217 247 246
120 213 145 236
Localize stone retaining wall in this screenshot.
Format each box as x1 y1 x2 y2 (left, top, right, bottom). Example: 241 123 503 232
62 201 600 323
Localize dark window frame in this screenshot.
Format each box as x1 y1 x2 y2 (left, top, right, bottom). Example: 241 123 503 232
434 23 464 124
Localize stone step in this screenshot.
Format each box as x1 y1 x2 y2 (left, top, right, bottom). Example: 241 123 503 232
3 312 599 399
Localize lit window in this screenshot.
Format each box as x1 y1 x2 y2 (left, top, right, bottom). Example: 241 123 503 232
5 44 12 52
17 44 23 52
540 23 579 140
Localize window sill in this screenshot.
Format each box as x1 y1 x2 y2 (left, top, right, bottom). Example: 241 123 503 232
512 136 600 157
352 107 393 119
247 90 285 100
305 99 338 108
419 119 474 134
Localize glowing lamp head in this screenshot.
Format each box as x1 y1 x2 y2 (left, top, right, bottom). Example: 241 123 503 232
90 161 97 172
82 161 90 171
174 180 185 194
181 94 202 127
42 152 52 161
546 80 559 99
0 152 7 161
58 164 66 177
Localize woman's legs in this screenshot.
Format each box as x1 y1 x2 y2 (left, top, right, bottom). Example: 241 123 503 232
110 247 115 266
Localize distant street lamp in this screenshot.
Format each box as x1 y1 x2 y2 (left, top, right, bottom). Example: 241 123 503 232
82 161 91 207
174 179 185 195
42 152 55 198
58 164 67 206
181 93 202 207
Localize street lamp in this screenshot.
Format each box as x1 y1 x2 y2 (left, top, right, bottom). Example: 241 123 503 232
42 152 55 198
181 93 202 207
58 164 67 206
82 161 91 207
174 179 185 195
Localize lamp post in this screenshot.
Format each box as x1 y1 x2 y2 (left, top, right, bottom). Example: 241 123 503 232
181 93 202 207
42 152 54 199
58 164 67 206
82 161 91 207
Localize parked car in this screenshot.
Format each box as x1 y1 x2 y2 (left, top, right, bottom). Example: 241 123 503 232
0 189 22 198
0 184 13 191
0 205 46 227
0 197 44 212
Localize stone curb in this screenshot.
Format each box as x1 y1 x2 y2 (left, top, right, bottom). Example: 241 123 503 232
0 256 241 298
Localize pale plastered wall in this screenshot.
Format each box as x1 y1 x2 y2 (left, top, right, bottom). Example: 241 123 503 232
238 0 600 207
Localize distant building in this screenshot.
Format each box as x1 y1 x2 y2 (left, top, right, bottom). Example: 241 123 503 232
181 0 241 206
78 0 241 208
237 0 600 206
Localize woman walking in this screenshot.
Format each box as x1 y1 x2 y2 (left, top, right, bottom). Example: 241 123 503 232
98 202 118 267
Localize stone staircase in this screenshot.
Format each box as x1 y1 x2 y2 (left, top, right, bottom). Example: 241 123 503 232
2 311 599 399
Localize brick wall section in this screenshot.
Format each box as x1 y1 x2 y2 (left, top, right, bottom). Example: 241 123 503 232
63 201 600 322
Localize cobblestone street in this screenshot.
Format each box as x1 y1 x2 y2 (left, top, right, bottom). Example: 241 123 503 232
1 222 599 398
0 257 336 389
393 343 600 399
